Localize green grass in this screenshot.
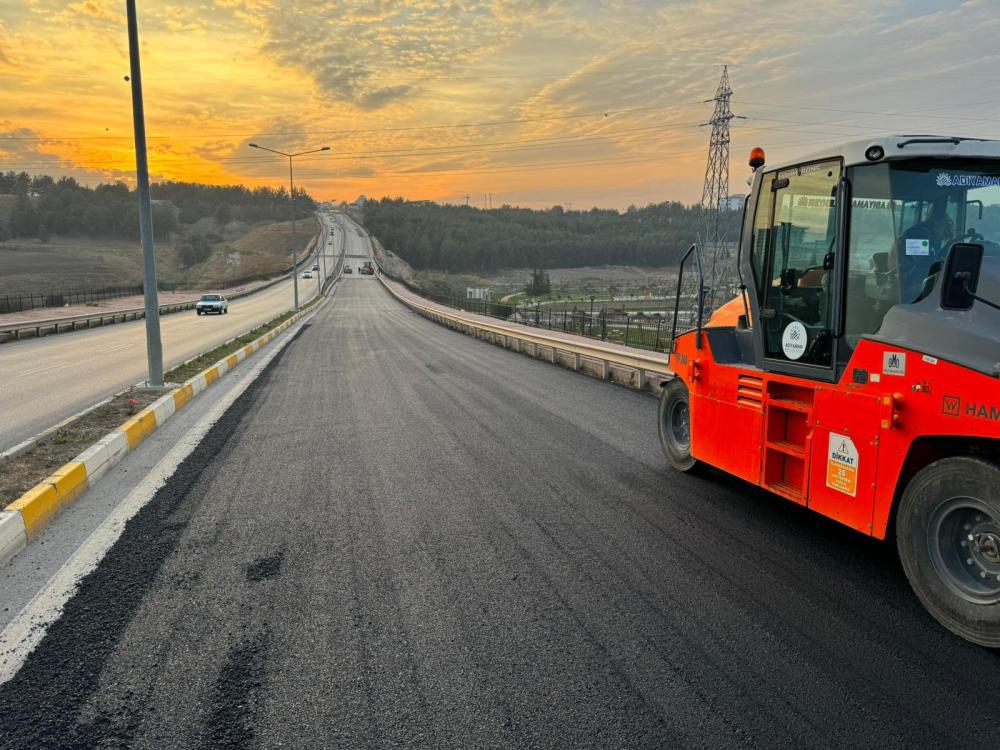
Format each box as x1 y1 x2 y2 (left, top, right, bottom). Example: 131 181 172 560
165 306 302 383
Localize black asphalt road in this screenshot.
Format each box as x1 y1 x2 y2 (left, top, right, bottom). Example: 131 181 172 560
1 278 998 749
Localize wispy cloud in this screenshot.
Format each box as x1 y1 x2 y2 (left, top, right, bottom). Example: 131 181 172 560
1 0 1000 207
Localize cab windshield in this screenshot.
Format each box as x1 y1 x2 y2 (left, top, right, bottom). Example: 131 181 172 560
845 158 1000 346
200 295 221 301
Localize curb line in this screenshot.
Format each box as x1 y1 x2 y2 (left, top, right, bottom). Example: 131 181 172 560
0 295 327 568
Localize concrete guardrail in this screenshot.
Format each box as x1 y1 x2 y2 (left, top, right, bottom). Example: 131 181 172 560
377 273 674 394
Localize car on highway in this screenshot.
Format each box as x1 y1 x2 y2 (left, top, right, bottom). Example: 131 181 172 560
303 271 313 279
195 294 228 315
344 266 353 274
312 263 319 271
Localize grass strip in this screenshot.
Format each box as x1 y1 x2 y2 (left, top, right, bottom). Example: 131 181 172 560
2 297 321 507
164 306 305 383
0 391 160 506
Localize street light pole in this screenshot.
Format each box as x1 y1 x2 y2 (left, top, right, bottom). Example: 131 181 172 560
248 143 330 310
125 0 163 387
287 154 298 310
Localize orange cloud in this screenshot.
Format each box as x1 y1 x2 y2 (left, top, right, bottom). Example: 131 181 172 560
0 1 998 209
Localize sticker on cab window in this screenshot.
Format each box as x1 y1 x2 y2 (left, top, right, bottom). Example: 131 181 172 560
781 322 807 360
905 238 930 256
827 433 859 497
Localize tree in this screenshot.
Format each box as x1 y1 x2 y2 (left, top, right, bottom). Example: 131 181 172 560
9 193 38 237
214 202 232 226
0 171 317 241
526 268 551 296
177 231 212 268
151 202 178 239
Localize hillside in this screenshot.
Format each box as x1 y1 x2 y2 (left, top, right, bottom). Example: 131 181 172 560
0 218 318 296
362 198 741 273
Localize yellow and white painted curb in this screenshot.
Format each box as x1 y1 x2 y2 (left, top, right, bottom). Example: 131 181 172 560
0 303 320 568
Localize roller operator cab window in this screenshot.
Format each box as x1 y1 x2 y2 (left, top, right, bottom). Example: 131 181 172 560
759 160 841 368
844 159 1000 350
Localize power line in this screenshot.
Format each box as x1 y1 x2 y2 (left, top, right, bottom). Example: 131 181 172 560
735 98 1000 126
0 100 709 142
0 119 711 170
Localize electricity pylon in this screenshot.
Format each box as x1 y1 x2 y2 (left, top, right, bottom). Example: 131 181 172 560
699 66 744 309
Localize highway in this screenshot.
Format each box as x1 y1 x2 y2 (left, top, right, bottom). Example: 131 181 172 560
0 213 344 452
1 273 998 748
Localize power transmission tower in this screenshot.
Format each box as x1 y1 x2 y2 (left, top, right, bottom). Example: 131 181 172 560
699 65 744 307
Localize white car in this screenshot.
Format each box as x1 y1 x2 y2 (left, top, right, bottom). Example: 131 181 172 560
303 271 313 279
196 294 228 315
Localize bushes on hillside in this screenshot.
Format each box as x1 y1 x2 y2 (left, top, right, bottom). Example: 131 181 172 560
0 171 315 241
363 198 740 272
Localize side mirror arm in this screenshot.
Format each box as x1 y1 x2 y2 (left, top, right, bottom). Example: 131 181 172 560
959 272 1000 311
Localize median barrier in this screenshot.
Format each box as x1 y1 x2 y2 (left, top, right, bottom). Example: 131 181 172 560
0 287 333 568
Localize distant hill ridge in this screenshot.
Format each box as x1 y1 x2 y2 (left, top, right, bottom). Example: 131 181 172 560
362 197 740 273
0 172 316 242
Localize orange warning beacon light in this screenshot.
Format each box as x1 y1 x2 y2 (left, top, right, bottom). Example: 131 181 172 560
749 146 766 170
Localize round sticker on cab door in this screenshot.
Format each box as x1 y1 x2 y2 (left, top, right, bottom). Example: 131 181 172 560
781 322 807 360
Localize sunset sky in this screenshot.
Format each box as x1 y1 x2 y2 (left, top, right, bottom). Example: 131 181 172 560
2 1 999 209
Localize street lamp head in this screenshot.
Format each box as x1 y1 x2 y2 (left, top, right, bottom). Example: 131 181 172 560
249 143 259 149
321 146 331 151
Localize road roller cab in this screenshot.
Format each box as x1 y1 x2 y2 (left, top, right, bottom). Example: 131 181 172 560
661 135 1000 646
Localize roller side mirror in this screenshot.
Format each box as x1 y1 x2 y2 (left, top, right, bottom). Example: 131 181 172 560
941 243 984 310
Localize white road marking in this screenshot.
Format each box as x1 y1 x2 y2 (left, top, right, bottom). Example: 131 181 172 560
0 312 317 686
16 361 73 377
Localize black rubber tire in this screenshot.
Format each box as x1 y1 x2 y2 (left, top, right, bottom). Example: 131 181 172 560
196 310 202 316
897 456 1000 648
657 379 700 473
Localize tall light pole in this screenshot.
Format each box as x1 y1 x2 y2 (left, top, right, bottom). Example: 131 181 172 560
248 143 329 310
125 0 163 387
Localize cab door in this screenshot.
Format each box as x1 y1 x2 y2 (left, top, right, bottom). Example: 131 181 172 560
753 159 880 530
758 160 841 376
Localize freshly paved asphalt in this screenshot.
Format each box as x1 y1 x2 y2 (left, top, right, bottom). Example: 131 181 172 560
0 215 337 452
1 276 998 748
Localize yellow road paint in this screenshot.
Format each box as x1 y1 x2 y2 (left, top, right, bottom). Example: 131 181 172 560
9 462 88 536
3 299 317 554
119 408 157 449
173 383 194 410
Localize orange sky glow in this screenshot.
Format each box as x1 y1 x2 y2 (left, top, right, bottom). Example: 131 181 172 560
2 1 999 209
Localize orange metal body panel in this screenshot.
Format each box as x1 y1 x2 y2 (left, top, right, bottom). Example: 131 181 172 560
705 294 747 329
671 329 1000 539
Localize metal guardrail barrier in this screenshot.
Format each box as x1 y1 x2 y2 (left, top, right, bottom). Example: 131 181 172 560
378 273 674 393
0 302 196 341
0 237 322 344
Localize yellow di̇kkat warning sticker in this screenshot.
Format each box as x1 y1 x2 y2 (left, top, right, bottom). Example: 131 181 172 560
826 433 858 497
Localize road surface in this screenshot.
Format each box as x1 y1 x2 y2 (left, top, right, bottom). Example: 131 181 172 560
0 214 347 451
0 276 997 749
